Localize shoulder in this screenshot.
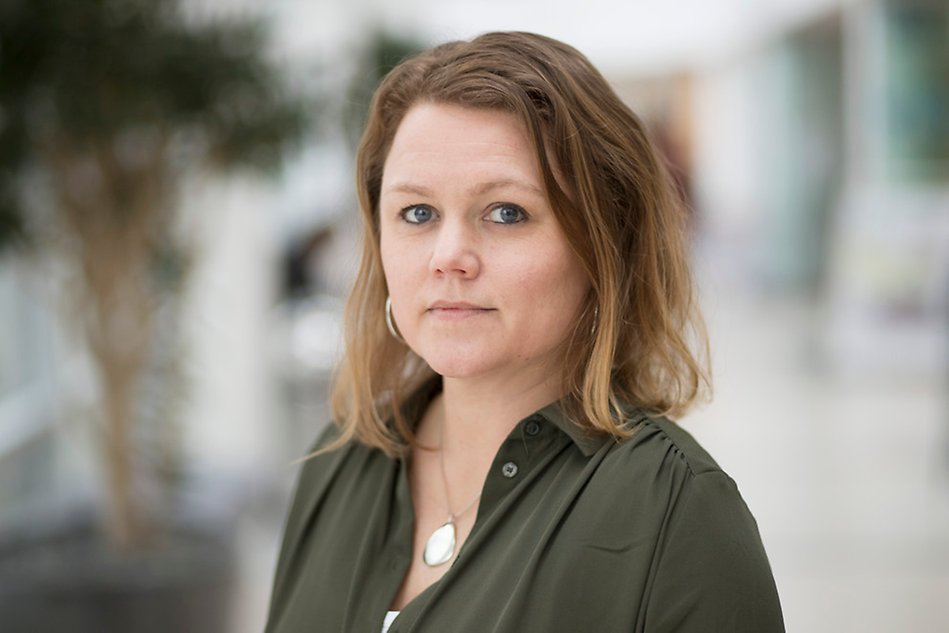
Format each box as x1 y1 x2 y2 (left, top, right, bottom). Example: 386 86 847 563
587 411 761 550
621 412 722 475
276 424 387 554
269 424 389 594
620 418 785 629
290 423 387 504
596 414 785 629
266 426 396 632
286 425 351 500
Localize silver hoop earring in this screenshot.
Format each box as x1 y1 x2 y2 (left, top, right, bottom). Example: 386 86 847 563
591 305 599 337
385 297 405 343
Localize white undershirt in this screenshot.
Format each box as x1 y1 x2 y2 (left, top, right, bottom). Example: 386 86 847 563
382 610 400 633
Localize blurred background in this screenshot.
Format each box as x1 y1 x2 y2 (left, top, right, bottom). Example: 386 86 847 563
0 0 946 631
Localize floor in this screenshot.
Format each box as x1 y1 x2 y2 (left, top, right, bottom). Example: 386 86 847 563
233 285 949 633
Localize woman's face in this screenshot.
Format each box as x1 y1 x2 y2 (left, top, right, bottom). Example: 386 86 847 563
379 103 590 384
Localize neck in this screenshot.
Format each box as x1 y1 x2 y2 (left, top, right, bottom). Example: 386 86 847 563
434 368 563 456
413 367 564 525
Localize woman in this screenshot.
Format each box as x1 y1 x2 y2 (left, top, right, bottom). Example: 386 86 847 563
265 32 784 633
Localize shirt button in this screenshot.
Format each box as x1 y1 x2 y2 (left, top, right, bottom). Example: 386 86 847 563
525 420 541 436
501 461 519 478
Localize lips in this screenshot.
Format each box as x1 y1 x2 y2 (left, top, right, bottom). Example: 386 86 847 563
428 300 491 310
427 300 495 320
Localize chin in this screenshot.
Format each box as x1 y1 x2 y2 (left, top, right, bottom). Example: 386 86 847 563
417 349 499 380
409 335 493 376
423 359 491 379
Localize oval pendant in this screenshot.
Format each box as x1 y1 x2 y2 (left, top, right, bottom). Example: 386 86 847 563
422 520 456 566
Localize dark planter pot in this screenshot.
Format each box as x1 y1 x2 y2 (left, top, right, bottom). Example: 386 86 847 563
0 510 237 633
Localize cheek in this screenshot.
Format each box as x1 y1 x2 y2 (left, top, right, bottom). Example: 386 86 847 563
379 236 422 338
380 232 412 292
510 246 588 324
543 241 588 295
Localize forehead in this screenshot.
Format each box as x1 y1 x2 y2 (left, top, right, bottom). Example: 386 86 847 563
381 103 543 189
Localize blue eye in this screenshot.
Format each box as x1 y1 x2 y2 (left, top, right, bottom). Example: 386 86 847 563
487 203 527 224
400 205 436 224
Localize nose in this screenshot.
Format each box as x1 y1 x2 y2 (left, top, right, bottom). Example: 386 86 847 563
429 218 480 278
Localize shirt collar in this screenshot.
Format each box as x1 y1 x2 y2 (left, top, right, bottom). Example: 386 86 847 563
535 401 613 457
401 375 626 458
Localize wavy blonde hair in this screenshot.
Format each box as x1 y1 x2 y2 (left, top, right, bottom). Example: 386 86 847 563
325 31 709 458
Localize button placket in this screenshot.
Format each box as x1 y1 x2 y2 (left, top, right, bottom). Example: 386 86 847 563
476 424 540 520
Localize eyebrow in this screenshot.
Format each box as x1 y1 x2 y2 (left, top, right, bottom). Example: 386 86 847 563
383 179 545 198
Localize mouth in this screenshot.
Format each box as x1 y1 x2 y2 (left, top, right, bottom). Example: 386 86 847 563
427 301 495 320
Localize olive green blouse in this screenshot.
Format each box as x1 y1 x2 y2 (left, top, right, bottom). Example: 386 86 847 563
264 384 784 633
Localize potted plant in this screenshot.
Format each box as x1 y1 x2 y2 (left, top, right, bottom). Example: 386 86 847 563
0 0 308 629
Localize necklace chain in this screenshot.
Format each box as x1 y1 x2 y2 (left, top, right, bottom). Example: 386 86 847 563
421 411 482 567
438 415 481 522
